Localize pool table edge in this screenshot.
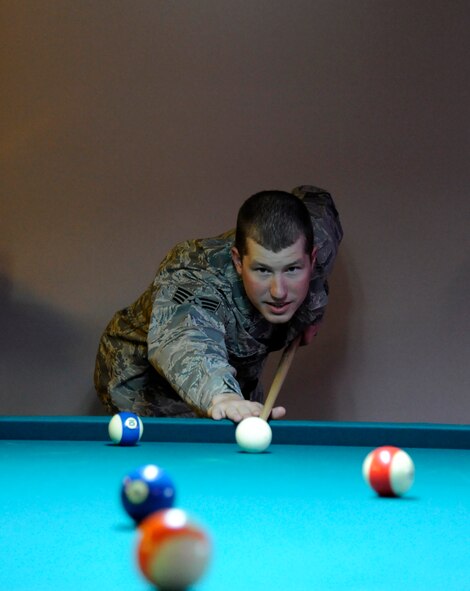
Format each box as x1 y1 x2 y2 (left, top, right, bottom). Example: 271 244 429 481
1 417 469 449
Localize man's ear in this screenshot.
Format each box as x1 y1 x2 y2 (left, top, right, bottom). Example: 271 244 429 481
231 247 243 275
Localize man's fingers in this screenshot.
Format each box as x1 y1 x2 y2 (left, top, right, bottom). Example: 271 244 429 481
209 398 274 423
211 407 224 420
224 401 262 423
270 406 287 420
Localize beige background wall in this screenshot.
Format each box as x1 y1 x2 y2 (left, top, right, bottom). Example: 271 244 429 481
2 1 469 423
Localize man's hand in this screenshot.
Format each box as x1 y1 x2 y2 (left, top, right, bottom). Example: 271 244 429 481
208 393 286 423
300 323 320 346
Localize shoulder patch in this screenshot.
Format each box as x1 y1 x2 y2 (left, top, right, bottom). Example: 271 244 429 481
172 286 221 313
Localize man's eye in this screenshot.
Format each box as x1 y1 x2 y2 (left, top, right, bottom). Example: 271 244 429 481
256 268 270 274
287 266 301 273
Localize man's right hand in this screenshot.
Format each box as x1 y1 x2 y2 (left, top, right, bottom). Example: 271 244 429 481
208 393 286 423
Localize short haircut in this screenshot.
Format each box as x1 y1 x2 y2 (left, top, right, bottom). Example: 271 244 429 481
234 190 314 258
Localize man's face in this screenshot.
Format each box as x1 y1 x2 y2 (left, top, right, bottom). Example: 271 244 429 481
231 236 316 324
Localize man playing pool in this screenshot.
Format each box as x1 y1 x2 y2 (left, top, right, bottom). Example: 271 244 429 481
94 185 343 423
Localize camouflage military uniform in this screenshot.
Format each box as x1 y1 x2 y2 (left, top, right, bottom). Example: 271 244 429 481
94 186 343 417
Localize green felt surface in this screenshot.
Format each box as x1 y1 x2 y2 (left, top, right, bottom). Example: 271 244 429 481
1 422 470 590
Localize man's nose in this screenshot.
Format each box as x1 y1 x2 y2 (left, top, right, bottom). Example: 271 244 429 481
269 274 287 300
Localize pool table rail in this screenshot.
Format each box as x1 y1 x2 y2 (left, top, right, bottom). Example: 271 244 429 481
1 417 469 449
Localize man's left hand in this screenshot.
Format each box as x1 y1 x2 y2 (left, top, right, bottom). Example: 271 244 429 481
300 324 319 346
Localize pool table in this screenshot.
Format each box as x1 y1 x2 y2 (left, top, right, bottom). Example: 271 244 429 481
1 417 469 591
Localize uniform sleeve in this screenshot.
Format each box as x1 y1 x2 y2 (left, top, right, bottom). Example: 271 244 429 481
147 276 243 413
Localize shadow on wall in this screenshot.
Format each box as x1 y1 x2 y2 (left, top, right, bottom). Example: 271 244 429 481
0 252 100 415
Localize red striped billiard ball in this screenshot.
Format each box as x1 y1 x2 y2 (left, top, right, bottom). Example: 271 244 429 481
362 446 415 497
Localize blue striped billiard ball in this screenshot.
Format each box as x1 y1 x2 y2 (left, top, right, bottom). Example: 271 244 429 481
121 464 176 523
108 412 143 446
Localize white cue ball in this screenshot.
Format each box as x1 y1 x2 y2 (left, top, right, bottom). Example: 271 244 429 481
235 417 272 453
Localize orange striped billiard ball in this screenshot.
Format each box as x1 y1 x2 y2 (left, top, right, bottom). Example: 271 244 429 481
137 508 211 589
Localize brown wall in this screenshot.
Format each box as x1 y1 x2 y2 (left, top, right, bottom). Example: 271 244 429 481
2 1 469 422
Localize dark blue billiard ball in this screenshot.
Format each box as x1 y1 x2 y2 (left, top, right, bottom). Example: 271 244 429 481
108 412 143 446
121 464 176 523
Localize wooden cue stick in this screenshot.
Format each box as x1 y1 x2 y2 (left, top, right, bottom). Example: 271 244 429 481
260 334 302 421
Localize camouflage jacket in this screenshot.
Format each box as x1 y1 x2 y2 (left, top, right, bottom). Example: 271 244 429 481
95 185 343 415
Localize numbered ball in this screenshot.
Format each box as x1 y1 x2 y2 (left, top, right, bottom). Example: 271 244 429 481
137 508 211 590
235 417 272 453
121 464 176 523
362 446 415 497
108 412 143 446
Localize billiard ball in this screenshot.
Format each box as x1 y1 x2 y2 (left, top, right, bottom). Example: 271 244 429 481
362 446 415 497
121 464 176 523
235 416 272 453
137 508 211 590
108 412 143 446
